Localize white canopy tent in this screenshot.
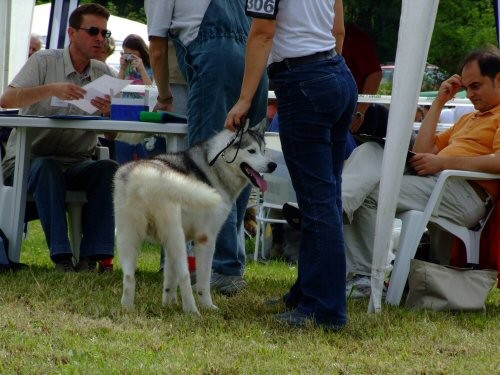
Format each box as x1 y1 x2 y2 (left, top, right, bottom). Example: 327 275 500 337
0 0 36 93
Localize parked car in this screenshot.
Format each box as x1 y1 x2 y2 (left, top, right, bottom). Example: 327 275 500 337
378 63 448 94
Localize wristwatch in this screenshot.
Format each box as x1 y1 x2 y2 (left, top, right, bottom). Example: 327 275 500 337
355 111 364 119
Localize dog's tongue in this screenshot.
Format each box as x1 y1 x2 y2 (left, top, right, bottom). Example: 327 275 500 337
248 168 268 192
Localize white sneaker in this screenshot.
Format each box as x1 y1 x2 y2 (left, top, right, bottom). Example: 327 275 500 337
346 274 371 299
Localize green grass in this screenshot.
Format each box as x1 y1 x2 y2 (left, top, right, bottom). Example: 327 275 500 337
0 221 498 374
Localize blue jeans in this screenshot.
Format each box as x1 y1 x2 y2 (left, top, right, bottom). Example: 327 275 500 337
270 55 357 326
173 0 268 276
27 157 118 261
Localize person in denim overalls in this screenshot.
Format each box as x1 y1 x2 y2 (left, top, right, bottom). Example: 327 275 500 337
146 0 268 294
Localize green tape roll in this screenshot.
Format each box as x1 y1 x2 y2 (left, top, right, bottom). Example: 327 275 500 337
139 111 166 123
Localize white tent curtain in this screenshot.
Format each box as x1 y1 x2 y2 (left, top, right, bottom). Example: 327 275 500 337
496 0 500 45
368 0 440 313
46 0 79 49
0 0 35 93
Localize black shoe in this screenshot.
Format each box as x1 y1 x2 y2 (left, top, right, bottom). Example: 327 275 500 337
75 258 97 272
282 202 301 231
275 309 345 331
265 293 296 311
55 259 75 272
0 262 28 273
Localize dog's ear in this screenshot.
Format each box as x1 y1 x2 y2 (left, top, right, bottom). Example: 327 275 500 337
251 118 268 136
242 119 250 133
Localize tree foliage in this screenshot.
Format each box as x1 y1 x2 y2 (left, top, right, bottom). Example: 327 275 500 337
430 0 497 73
79 0 147 24
345 0 497 73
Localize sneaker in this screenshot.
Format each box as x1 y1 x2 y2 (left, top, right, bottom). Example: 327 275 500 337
282 202 301 231
98 258 114 273
346 274 371 299
210 272 247 295
98 263 114 273
75 258 97 272
55 259 75 272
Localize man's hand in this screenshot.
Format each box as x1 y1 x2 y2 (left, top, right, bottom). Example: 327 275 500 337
225 98 252 132
91 94 111 116
435 74 463 106
409 153 445 175
54 82 86 101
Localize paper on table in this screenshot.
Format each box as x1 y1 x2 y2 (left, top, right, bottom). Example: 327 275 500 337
65 75 133 114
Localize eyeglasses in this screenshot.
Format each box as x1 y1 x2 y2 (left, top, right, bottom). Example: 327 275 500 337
78 27 111 38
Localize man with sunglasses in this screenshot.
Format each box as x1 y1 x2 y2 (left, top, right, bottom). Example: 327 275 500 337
0 4 118 272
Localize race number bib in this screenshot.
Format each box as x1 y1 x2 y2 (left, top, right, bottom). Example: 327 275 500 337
245 0 280 19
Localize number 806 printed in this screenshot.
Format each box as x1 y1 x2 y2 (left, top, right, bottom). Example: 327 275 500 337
245 0 279 19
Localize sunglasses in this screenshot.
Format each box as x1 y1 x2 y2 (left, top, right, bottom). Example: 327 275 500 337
78 27 112 38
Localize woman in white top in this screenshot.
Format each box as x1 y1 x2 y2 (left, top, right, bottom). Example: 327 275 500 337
226 0 356 330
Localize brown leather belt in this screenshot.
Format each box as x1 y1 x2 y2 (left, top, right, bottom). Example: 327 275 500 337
468 180 490 203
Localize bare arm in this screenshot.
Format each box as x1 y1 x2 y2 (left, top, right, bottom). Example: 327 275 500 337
350 69 383 133
410 152 500 175
413 74 463 153
149 36 174 112
225 19 276 130
0 83 86 109
333 0 345 54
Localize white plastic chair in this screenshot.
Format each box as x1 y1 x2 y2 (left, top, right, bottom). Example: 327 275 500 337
385 169 500 306
253 133 297 261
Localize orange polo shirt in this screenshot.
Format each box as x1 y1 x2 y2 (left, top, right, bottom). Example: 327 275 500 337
435 103 500 199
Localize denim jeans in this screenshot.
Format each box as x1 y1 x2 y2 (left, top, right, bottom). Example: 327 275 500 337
270 55 357 326
27 157 118 261
173 0 268 276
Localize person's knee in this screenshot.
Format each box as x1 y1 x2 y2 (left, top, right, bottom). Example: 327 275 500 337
29 157 64 189
96 159 119 179
31 157 61 176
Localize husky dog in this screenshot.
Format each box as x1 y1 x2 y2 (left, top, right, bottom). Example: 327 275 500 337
113 121 276 314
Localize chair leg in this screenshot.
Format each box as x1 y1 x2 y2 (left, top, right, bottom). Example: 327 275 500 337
386 211 426 305
466 230 481 264
67 203 83 262
254 214 262 262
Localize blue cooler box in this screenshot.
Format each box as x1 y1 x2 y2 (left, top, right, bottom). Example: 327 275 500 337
111 98 148 121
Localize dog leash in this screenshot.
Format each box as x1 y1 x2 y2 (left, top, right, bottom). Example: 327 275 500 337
209 119 249 166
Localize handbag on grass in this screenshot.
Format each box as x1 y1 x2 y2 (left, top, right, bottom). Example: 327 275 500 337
405 259 498 311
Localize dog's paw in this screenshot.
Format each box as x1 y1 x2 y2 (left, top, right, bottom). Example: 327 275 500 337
183 306 201 316
121 296 135 308
200 302 218 310
162 294 178 306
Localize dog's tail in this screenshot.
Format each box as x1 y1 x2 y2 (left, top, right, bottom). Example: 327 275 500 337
115 164 222 209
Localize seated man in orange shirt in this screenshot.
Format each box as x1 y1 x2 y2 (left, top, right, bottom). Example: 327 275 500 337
343 47 500 298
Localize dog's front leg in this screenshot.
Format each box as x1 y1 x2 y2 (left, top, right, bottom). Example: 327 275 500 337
194 237 217 310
